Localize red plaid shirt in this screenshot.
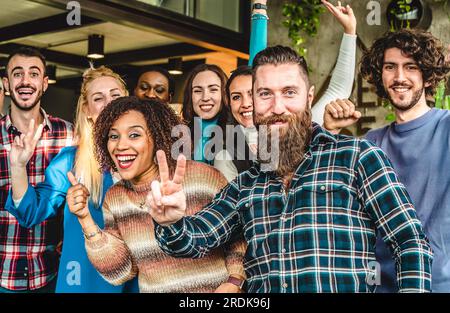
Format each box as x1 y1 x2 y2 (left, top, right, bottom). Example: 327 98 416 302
0 110 73 291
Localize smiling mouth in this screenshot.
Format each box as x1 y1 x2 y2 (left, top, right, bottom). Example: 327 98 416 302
116 154 137 169
17 88 36 100
240 111 253 120
391 86 411 94
199 104 214 112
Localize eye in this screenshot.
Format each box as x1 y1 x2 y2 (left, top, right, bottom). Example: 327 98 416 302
406 65 419 71
108 133 119 140
258 91 271 98
13 72 23 78
111 93 121 99
284 89 297 96
383 64 394 70
139 83 149 91
30 72 39 78
94 97 104 102
129 132 141 139
155 87 166 94
193 89 202 93
231 95 241 101
210 88 219 93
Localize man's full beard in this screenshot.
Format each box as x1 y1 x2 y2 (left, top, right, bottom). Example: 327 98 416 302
255 108 312 177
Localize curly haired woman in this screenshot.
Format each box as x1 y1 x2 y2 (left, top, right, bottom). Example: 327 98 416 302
67 96 246 293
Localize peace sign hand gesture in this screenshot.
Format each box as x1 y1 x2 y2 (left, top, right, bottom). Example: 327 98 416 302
10 119 44 168
147 150 187 226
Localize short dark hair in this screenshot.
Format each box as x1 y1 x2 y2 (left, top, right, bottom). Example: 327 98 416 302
360 29 450 99
94 96 183 175
6 47 47 76
252 45 310 87
137 65 175 97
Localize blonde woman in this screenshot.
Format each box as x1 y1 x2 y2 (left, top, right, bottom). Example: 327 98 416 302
5 66 137 292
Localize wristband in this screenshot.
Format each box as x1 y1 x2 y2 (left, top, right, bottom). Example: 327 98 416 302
227 276 245 290
252 3 267 10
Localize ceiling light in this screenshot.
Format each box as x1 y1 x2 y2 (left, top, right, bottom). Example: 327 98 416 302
168 57 183 75
87 34 104 59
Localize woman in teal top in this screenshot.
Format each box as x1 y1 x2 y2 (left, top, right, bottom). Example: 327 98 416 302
5 67 138 293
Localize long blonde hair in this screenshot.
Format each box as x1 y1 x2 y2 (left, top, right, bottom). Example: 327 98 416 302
73 66 128 207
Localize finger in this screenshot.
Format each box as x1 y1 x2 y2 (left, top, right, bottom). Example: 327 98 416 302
322 0 340 16
346 5 354 18
327 102 340 119
32 123 44 142
67 172 78 186
172 154 186 185
71 189 90 199
146 192 156 211
353 110 362 119
161 193 183 208
151 180 163 207
69 203 87 214
336 99 351 117
156 150 170 186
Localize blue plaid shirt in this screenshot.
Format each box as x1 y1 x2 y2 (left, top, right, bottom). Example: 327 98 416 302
155 124 432 293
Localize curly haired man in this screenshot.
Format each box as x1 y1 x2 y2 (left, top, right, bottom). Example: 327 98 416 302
323 29 450 292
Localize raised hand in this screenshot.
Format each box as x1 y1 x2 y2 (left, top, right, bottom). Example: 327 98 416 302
323 99 361 134
322 0 356 35
67 172 91 220
147 150 187 226
10 119 43 168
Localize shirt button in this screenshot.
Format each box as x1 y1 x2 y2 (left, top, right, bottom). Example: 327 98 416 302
282 283 288 288
281 248 286 253
24 267 28 271
24 273 28 277
245 203 249 208
29 229 33 233
320 185 326 191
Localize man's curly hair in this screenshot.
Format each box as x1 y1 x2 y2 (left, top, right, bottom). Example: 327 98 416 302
93 96 184 175
360 28 450 99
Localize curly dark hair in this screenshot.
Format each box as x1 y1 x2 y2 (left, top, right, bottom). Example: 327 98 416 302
93 96 184 175
360 29 450 99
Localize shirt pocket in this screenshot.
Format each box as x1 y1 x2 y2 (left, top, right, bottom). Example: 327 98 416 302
236 196 265 242
300 182 347 224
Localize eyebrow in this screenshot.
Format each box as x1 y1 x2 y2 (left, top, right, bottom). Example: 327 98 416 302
192 84 220 89
110 125 146 131
11 66 42 73
91 88 121 97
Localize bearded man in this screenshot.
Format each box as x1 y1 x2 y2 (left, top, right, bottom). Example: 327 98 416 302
323 29 450 292
148 45 432 293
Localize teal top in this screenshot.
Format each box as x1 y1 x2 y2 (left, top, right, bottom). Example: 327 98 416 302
249 13 268 65
193 117 219 165
5 146 138 293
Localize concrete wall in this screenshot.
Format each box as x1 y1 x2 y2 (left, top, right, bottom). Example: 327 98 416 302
268 0 450 135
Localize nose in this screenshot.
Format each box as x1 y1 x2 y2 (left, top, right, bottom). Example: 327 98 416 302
201 89 210 101
271 94 286 115
145 88 157 99
116 135 129 151
394 66 407 83
241 93 253 109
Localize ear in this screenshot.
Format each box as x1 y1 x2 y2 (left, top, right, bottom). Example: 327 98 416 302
43 76 49 92
424 81 432 88
169 93 173 103
2 77 9 93
307 85 315 109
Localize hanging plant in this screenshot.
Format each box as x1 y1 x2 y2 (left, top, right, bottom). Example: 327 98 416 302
282 0 325 57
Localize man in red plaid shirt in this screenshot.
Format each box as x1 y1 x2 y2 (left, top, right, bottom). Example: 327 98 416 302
0 47 73 292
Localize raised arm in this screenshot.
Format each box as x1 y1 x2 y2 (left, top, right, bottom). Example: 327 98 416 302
5 143 74 228
357 140 432 292
249 0 268 65
312 0 357 125
67 172 138 286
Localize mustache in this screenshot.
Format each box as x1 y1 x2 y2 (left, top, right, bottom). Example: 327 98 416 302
389 83 411 88
256 114 293 125
15 84 36 91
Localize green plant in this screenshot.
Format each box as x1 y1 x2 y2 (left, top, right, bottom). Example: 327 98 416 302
435 81 450 110
282 0 325 57
389 0 413 31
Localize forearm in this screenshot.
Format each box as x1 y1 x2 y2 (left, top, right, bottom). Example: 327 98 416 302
223 235 247 279
312 33 356 125
10 165 29 201
82 214 137 286
249 0 268 65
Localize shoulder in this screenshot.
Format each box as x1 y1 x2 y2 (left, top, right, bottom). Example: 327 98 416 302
184 160 228 190
365 125 389 144
46 115 74 136
46 146 77 172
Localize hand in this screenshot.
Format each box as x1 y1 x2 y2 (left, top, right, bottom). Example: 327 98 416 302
322 0 356 35
323 99 361 134
147 151 187 226
67 171 91 220
10 119 43 168
214 282 242 293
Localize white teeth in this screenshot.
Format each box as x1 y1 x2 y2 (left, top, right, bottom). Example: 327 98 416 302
117 155 136 162
241 112 253 118
200 105 213 110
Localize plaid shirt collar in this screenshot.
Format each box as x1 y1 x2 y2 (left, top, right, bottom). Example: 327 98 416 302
257 122 337 174
4 108 52 137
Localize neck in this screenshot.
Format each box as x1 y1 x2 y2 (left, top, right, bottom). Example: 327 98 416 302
130 163 159 186
395 97 430 124
10 103 43 133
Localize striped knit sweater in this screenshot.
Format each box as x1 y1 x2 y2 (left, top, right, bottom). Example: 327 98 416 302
85 161 246 293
